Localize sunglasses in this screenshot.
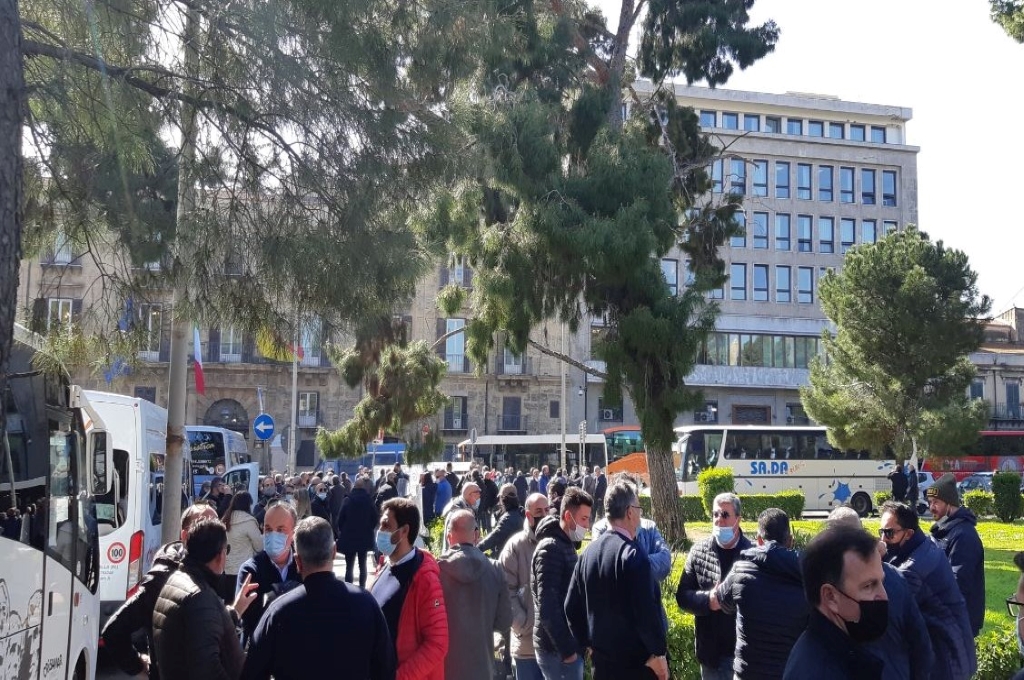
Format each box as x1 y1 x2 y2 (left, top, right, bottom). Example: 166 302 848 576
1008 598 1024 618
878 528 901 539
712 511 731 519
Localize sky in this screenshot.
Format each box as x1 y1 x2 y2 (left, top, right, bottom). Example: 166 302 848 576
598 0 1024 314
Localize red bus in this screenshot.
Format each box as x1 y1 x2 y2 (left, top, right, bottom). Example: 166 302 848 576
922 430 1024 481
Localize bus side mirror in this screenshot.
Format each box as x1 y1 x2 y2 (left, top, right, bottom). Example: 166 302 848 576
91 431 112 495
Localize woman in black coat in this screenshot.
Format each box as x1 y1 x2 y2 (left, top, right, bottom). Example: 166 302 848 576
336 479 378 588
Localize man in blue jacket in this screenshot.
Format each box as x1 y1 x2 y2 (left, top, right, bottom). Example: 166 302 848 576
236 501 302 646
926 473 986 637
433 468 453 521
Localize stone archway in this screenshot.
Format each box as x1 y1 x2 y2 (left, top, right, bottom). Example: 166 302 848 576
204 398 250 436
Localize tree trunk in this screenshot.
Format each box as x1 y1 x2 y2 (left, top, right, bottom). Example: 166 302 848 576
605 0 636 130
647 444 686 546
0 0 24 472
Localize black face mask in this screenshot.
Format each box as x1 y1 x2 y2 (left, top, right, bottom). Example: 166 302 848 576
836 588 889 642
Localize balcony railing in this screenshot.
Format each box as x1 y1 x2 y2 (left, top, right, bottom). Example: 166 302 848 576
445 354 471 374
496 357 532 376
990 403 1024 421
497 414 528 432
297 412 320 428
442 414 469 432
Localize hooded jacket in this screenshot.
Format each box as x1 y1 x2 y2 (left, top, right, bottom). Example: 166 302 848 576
715 542 809 680
438 544 512 680
929 506 985 636
531 514 580 658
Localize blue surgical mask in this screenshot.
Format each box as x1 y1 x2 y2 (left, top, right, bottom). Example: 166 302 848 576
472 498 481 511
713 525 735 546
316 492 327 501
264 531 289 558
376 529 397 557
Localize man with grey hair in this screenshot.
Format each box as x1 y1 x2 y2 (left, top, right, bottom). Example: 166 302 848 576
566 482 668 679
441 481 482 548
676 492 750 680
241 517 395 680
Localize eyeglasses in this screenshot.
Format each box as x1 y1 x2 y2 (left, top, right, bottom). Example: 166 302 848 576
223 544 231 555
630 504 642 514
1007 597 1024 618
878 528 900 539
712 511 731 519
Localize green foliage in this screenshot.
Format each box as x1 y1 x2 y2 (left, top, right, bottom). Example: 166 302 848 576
991 0 1024 42
801 227 990 460
738 491 805 522
963 490 995 518
425 517 445 556
640 495 707 523
663 605 701 680
973 624 1021 680
874 491 893 508
697 468 734 516
992 472 1024 522
405 429 446 466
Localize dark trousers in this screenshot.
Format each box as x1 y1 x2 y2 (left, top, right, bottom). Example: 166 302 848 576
344 550 368 588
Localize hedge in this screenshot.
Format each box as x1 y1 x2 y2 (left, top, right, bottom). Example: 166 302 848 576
874 491 893 508
638 492 805 524
963 490 994 518
992 471 1024 522
973 624 1021 680
697 468 735 516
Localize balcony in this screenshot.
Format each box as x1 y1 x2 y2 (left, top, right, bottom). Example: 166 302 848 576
297 411 320 429
497 414 528 433
445 354 471 374
442 413 469 433
496 356 532 380
989 403 1024 429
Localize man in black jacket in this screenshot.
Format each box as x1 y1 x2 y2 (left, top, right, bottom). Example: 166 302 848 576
241 517 395 680
565 482 667 680
531 486 592 680
101 504 217 679
236 502 302 646
714 508 809 680
478 484 525 557
676 492 751 680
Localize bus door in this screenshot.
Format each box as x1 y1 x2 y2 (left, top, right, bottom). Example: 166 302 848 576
41 429 79 678
223 463 260 501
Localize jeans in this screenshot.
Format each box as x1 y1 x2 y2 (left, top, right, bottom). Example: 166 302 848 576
535 650 584 680
343 550 368 588
701 657 735 680
514 657 545 680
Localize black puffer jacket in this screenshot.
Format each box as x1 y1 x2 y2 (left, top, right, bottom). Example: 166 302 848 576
478 505 524 557
531 515 581 658
675 532 752 666
153 558 244 680
929 506 985 637
101 541 186 679
715 542 809 680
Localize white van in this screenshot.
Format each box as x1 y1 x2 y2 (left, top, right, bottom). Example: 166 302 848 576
86 391 187 624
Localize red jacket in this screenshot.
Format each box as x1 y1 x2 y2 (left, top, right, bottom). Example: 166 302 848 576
396 549 448 680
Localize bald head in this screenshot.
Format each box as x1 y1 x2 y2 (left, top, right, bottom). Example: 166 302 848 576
446 509 478 547
826 506 862 530
524 493 549 530
461 482 481 506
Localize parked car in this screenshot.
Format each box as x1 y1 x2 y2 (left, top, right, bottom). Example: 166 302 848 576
957 472 994 494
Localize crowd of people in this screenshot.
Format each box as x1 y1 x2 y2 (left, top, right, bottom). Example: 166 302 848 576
98 463 1016 680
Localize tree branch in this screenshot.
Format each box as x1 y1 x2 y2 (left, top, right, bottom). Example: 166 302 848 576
527 339 609 380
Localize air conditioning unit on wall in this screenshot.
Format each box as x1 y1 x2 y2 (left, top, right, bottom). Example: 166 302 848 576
695 412 709 422
602 409 616 421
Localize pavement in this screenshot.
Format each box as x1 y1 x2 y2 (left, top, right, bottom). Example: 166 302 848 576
97 552 374 679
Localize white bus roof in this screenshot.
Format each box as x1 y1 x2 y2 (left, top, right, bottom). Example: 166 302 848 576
457 434 607 448
674 425 826 433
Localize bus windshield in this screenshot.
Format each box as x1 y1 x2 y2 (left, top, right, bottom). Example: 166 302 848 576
189 430 227 497
604 427 644 463
679 431 721 481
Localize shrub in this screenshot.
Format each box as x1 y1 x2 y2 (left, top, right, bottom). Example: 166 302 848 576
426 517 444 556
874 491 893 508
992 471 1024 522
697 468 734 516
963 490 995 518
739 491 805 521
973 624 1021 680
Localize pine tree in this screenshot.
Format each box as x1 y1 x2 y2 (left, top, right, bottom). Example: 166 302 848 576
992 0 1024 42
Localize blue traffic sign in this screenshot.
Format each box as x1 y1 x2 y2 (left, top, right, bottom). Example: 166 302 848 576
253 413 275 441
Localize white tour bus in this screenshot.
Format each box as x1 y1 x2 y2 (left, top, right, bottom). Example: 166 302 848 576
3 324 112 679
85 391 193 624
186 425 258 503
456 433 610 472
674 424 895 516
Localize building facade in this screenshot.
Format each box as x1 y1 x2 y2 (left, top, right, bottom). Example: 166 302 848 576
971 307 1024 430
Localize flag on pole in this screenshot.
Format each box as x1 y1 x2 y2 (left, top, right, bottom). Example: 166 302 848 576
193 326 206 395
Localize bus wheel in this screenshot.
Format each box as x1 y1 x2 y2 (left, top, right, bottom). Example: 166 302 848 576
850 492 872 518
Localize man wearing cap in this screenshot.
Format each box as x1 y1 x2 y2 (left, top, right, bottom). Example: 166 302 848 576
926 473 986 637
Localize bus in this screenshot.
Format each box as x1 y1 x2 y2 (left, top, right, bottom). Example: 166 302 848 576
456 434 609 472
674 425 895 516
3 323 112 679
604 425 644 462
922 430 1024 481
315 442 407 479
186 426 251 498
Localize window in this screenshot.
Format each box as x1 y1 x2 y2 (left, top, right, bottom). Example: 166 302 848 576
1007 382 1021 418
683 260 695 287
861 169 876 204
503 347 525 375
752 160 768 196
797 267 814 303
445 397 468 430
786 118 802 135
818 166 833 202
752 212 769 249
500 396 524 431
970 380 984 400
840 219 856 254
797 164 812 200
849 124 866 141
220 325 243 361
775 162 790 199
445 318 466 373
764 116 781 133
597 396 623 422
882 171 897 206
808 120 824 137
711 159 723 193
53 228 73 265
863 220 878 244
47 298 73 331
753 265 769 301
776 266 792 302
767 214 786 252
549 400 559 419
138 303 163 356
722 112 739 130
700 110 716 127
797 215 812 252
300 317 323 366
883 220 898 236
298 392 319 427
870 126 886 143
730 158 746 195
840 167 855 203
708 286 724 300
828 122 844 139
743 114 760 132
731 212 746 248
661 258 678 295
730 263 747 301
819 217 835 254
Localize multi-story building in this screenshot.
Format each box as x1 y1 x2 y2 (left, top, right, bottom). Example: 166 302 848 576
17 82 921 469
970 307 1024 430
